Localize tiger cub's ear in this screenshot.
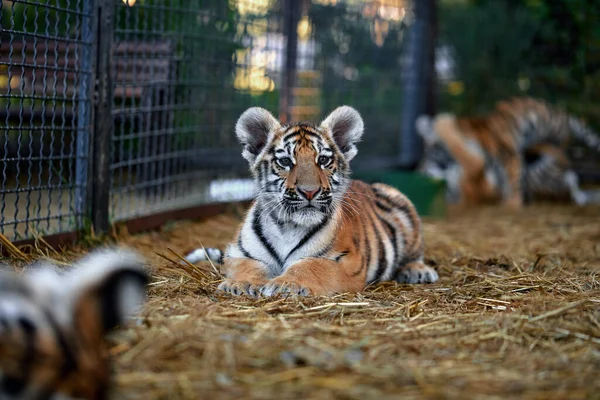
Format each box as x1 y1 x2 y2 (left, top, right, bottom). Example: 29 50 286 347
320 106 364 162
236 107 281 164
68 248 149 336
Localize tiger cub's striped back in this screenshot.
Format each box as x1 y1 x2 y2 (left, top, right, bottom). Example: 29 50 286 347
0 248 148 400
416 96 600 207
185 106 438 297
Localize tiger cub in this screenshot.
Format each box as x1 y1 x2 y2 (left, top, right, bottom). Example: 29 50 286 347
0 248 148 400
416 96 600 207
185 106 438 297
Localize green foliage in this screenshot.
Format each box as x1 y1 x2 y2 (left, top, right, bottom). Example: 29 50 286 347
110 0 285 166
308 2 408 158
438 0 600 130
113 0 246 152
0 0 78 37
437 1 539 114
309 3 406 72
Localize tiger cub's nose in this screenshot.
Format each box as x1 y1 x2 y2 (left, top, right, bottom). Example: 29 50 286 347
298 187 320 200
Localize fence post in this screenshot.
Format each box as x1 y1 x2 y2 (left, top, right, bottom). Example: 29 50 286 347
76 0 96 232
398 0 437 169
89 0 114 234
279 0 301 123
424 0 437 118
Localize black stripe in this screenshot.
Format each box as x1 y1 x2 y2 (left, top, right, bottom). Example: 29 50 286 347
20 318 37 366
0 317 37 396
334 250 350 262
42 309 78 381
356 215 371 277
349 201 365 277
371 186 393 203
313 241 334 258
295 123 320 134
352 233 360 249
258 161 264 185
283 131 302 142
264 161 271 185
296 122 318 129
269 211 285 228
251 208 283 265
375 200 392 213
300 131 321 140
0 376 27 396
97 271 148 333
284 217 329 263
378 215 398 279
237 235 253 259
362 208 386 284
260 161 269 187
283 129 321 143
266 178 282 192
256 161 263 187
368 209 388 283
373 187 414 228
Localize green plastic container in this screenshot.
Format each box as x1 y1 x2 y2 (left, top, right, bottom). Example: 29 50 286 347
353 170 447 218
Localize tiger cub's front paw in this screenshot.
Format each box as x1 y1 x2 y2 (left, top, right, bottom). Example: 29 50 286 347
396 262 439 284
259 278 313 297
217 279 262 297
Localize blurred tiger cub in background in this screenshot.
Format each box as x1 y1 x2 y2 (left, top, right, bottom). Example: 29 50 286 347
416 96 600 207
0 248 148 400
185 106 438 297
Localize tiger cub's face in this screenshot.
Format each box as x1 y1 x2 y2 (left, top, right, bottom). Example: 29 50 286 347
236 106 364 226
416 114 463 203
415 114 456 180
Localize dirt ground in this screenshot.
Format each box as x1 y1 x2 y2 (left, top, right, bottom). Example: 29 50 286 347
48 204 600 399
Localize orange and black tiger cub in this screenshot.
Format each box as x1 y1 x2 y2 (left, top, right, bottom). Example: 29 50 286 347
0 248 148 400
416 97 600 207
185 106 438 297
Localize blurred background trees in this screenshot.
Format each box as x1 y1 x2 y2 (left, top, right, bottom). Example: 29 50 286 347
304 0 599 165
436 0 600 127
2 0 598 173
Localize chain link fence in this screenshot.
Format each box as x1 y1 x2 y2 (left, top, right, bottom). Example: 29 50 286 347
3 0 596 243
0 0 93 241
109 0 283 222
0 0 422 242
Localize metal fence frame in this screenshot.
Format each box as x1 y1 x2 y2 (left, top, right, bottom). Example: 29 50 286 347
0 0 434 247
0 0 96 242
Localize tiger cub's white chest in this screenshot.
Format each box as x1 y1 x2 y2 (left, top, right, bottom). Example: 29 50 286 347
233 206 337 277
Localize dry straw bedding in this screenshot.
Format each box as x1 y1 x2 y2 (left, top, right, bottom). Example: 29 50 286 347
11 204 600 399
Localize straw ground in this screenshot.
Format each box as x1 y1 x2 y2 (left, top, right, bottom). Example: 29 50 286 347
6 204 600 399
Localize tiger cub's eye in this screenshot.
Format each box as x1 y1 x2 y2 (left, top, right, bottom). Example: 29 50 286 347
318 155 331 166
277 157 293 168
